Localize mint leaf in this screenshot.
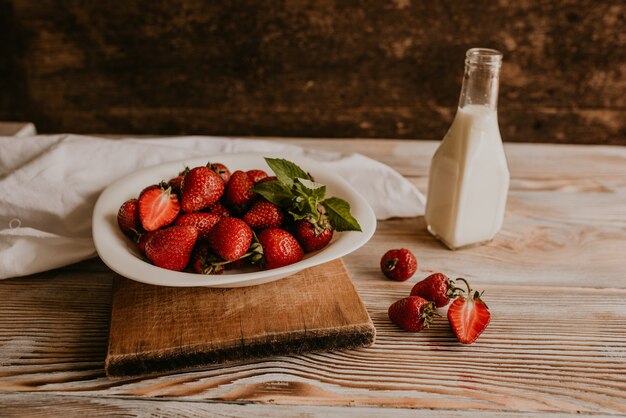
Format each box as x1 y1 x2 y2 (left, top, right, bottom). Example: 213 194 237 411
295 178 326 201
252 180 293 206
265 158 311 187
322 197 362 232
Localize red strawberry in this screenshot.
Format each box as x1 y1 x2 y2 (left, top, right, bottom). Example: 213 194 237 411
191 242 225 275
175 212 221 241
167 167 190 194
205 202 231 218
256 228 304 270
224 170 256 212
181 166 225 212
117 198 140 238
257 175 277 185
388 296 436 332
136 231 155 254
411 273 463 308
293 219 333 252
138 185 181 232
144 226 197 271
209 162 231 183
380 248 417 281
447 279 491 344
246 169 268 184
242 201 284 230
207 217 253 261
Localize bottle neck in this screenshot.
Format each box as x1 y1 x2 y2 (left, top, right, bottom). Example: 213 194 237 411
458 48 502 111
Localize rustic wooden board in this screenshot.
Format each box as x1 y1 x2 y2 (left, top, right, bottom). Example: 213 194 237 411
105 259 375 377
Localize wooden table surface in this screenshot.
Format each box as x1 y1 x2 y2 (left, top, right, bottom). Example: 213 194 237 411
1 138 626 417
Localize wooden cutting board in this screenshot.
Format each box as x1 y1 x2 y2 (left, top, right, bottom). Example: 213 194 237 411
105 259 375 377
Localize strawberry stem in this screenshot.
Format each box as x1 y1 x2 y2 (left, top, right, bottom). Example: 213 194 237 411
385 258 398 272
455 277 472 295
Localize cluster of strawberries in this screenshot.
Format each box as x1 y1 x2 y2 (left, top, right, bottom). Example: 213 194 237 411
381 249 491 344
117 157 361 275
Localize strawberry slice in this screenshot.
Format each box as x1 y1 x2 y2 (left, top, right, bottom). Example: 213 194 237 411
138 185 181 232
447 278 491 344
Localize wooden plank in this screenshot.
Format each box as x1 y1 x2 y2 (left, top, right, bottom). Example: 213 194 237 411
0 393 610 417
106 259 375 377
1 268 625 414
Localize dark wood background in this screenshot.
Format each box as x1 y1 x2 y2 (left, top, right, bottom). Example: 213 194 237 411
1 0 624 144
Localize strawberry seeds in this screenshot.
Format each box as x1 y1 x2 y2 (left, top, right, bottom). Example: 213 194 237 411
116 157 362 274
381 248 491 345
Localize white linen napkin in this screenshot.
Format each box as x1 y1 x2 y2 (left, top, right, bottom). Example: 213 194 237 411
0 135 425 279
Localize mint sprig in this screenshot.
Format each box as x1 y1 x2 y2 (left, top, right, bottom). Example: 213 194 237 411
322 197 362 232
252 157 362 232
265 158 311 187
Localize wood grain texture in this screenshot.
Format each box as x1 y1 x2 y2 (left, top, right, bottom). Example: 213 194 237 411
1 0 625 144
0 393 612 418
106 259 375 377
0 138 625 416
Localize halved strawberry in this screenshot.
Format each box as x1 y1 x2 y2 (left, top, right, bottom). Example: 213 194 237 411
138 185 180 232
447 279 491 344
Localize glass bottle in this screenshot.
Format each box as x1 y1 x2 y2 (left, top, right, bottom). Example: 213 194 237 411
424 48 509 250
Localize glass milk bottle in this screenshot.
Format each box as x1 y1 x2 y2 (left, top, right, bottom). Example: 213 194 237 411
425 48 509 250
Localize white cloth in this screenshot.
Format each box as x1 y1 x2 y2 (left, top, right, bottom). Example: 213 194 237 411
0 135 424 279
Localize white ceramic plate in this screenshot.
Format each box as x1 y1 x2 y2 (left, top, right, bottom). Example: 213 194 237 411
92 153 376 287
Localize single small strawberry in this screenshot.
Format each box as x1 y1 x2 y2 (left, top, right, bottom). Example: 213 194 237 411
207 217 253 262
136 231 155 254
181 166 225 212
380 248 417 281
191 242 225 275
117 198 140 238
388 296 436 332
293 219 333 252
257 175 277 185
447 279 491 344
138 185 181 232
144 226 197 271
175 212 221 241
224 170 256 212
256 228 304 270
246 169 268 184
411 273 463 308
209 162 231 183
242 200 284 230
167 167 190 194
205 202 231 218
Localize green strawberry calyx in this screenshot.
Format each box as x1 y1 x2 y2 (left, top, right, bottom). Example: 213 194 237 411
252 157 362 232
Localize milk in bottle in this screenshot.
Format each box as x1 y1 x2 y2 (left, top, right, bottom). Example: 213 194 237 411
425 48 509 250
